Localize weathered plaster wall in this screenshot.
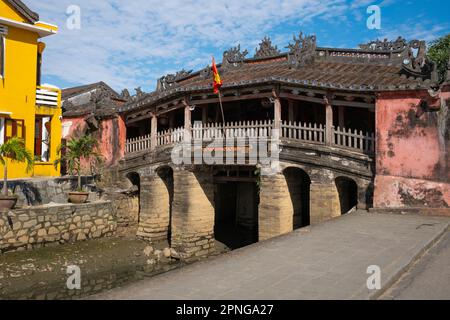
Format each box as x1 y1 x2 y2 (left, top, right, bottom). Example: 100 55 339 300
62 116 126 172
374 90 450 208
0 201 117 253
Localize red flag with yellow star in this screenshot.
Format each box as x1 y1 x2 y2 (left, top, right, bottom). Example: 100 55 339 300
212 57 222 94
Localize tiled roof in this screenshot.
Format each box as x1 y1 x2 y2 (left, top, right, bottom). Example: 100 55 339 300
119 36 440 114
6 0 39 23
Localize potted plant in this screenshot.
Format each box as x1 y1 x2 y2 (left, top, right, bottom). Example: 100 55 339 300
54 135 102 204
0 137 34 210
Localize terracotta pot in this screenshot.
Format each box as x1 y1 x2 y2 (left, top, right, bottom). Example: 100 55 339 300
68 192 89 204
0 195 18 211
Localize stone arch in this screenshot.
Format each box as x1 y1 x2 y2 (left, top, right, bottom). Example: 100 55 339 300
124 172 141 224
335 176 358 215
283 167 311 229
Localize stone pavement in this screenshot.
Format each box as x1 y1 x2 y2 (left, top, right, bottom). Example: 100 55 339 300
91 212 450 300
381 231 450 300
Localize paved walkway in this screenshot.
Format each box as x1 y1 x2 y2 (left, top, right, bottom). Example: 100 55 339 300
381 231 450 300
92 212 450 300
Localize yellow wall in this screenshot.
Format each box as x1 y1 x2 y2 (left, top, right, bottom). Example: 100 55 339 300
0 1 61 179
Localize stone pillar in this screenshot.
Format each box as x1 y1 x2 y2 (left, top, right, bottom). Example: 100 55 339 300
171 169 215 260
325 94 333 145
259 174 293 241
309 180 341 224
151 114 158 150
137 174 171 242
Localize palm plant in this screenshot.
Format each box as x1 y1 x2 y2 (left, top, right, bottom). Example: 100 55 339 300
54 135 102 191
0 137 34 196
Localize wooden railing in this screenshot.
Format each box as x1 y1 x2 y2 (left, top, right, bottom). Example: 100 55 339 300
126 134 151 153
333 126 375 153
125 121 375 155
193 120 273 140
281 121 325 143
36 86 61 107
156 127 184 146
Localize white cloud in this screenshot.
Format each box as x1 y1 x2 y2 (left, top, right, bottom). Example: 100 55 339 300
25 0 446 93
28 0 353 92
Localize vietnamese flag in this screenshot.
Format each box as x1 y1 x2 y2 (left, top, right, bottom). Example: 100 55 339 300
212 57 222 94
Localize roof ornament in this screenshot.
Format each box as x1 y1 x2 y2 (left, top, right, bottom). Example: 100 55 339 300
359 37 407 51
286 32 317 69
222 44 248 69
120 89 131 101
157 69 193 91
200 65 213 80
254 37 281 59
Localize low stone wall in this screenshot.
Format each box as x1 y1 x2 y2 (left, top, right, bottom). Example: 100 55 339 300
0 201 117 253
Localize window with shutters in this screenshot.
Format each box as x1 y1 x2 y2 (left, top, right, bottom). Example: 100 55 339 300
4 119 25 143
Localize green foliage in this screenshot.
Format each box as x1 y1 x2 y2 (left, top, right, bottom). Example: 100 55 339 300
54 135 103 191
428 34 450 83
0 137 34 196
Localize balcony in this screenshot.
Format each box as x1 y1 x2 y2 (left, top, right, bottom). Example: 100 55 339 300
36 86 61 107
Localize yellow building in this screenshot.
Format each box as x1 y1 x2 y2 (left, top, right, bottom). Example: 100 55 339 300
0 0 61 178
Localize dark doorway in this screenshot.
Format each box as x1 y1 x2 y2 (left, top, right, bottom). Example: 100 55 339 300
335 177 358 215
283 167 311 229
214 168 259 250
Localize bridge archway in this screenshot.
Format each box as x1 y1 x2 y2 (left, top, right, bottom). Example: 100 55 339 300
335 176 358 215
283 167 311 229
213 167 259 250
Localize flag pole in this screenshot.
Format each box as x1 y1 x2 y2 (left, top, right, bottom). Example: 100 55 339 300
217 89 226 138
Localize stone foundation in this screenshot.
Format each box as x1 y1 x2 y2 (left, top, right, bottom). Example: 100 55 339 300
259 174 294 241
0 201 116 253
137 174 171 241
310 182 341 224
171 169 215 259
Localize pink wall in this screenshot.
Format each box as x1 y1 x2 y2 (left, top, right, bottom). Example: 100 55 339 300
374 89 450 208
62 116 126 173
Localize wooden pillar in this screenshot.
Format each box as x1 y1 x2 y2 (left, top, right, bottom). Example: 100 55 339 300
184 102 192 131
288 100 295 123
338 106 345 129
273 89 281 130
151 114 157 150
325 94 333 145
169 112 175 129
202 105 208 124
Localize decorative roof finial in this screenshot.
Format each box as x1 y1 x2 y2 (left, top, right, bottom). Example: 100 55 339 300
254 37 281 59
286 32 317 69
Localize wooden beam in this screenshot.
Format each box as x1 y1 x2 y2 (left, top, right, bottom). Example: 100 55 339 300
330 99 375 109
191 92 272 105
279 92 325 105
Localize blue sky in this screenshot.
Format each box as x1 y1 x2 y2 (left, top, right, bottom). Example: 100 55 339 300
28 0 450 93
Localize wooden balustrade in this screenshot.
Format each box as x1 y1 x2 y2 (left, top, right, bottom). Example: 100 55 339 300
281 121 325 143
125 121 375 156
333 126 375 153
